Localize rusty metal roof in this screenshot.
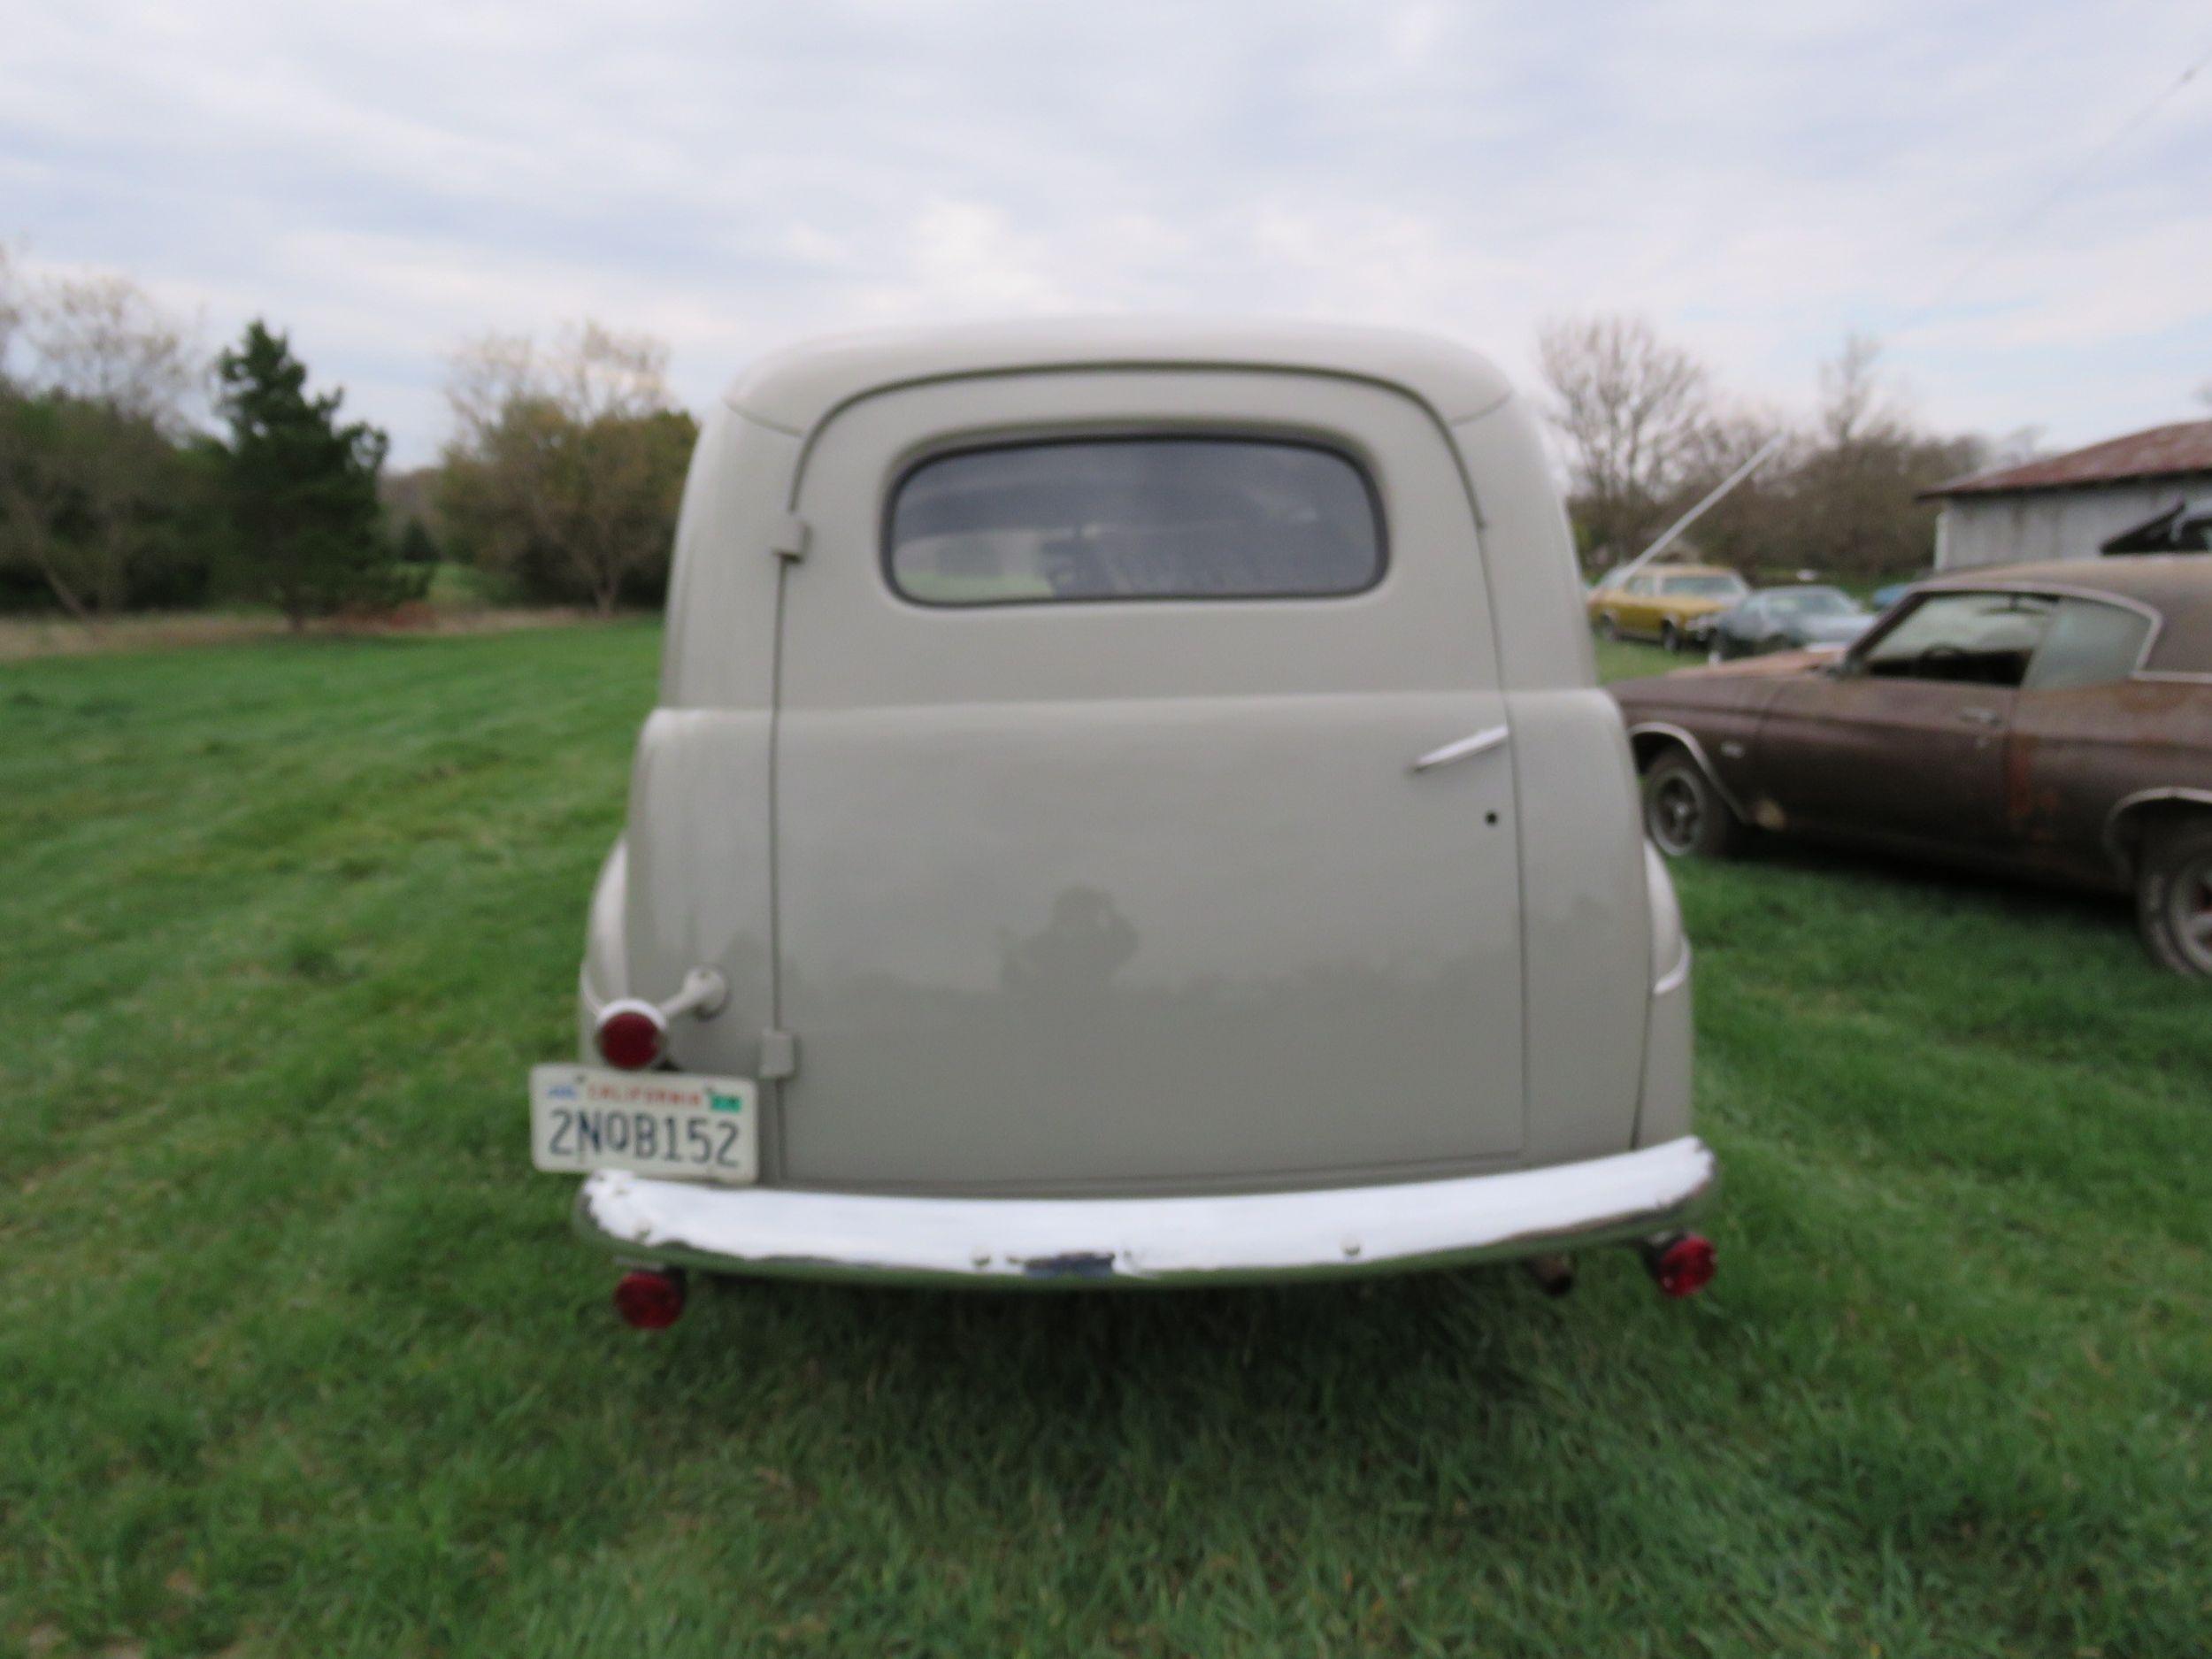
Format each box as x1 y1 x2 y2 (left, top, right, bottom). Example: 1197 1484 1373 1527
1923 420 2212 499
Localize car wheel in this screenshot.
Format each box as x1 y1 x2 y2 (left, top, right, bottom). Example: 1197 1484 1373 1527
1661 621 1681 653
1642 750 1744 859
1601 612 1622 641
2135 818 2212 979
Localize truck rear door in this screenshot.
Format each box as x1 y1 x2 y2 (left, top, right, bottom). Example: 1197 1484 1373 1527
769 369 1524 1193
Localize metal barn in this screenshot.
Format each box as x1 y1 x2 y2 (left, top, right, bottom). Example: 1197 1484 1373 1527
1923 419 2212 570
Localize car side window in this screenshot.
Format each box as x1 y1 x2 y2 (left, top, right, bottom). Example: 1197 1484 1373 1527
2020 597 2154 692
1859 592 2055 687
1661 575 1746 599
885 436 1384 605
1624 575 1654 596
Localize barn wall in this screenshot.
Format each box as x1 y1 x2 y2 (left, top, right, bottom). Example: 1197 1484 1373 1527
1933 475 2212 569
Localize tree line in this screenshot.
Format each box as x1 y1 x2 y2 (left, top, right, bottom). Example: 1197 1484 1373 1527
0 249 694 625
1536 315 2031 580
0 253 411 626
4 249 2038 625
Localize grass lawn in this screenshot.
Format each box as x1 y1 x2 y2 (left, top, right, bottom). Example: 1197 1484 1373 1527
3 626 2207 1657
1594 633 1682 685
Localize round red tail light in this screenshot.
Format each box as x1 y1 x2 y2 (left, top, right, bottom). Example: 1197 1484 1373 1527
613 1267 687 1329
1654 1234 1717 1299
594 1000 667 1071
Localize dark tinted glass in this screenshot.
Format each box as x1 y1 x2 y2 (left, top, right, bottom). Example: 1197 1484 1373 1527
887 438 1383 605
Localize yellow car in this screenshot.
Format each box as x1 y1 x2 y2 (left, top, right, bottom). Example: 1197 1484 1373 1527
1587 565 1750 652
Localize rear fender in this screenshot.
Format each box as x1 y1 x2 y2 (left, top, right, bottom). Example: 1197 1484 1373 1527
1635 843 1693 1147
2105 787 2212 875
579 838 629 1058
1627 721 1753 824
1511 689 1653 1162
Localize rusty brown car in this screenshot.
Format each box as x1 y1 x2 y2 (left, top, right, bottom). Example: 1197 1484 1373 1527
1609 557 2212 976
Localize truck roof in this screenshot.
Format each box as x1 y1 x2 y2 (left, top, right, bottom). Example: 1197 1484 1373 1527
721 319 1517 436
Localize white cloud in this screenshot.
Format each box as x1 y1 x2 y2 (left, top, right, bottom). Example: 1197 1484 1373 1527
2 0 2207 461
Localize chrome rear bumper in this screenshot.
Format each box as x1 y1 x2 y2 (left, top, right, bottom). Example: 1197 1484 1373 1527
572 1136 1717 1287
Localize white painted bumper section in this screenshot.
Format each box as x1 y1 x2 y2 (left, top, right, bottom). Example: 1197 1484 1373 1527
574 1136 1717 1286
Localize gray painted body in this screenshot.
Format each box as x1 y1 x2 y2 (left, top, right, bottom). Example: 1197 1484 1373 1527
580 321 1690 1208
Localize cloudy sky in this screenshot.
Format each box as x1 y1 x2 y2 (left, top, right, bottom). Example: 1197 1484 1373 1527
4 0 2208 465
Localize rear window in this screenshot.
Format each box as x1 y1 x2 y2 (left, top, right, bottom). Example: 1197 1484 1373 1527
2022 596 2154 691
886 437 1385 605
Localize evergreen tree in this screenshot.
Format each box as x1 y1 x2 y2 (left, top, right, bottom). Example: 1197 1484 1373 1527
217 320 416 626
396 517 440 565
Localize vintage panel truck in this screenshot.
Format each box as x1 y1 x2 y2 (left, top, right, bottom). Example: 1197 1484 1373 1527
527 320 1716 1325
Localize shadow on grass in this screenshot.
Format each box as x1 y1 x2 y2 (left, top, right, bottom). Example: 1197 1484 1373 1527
1724 830 2131 938
629 1261 1673 1508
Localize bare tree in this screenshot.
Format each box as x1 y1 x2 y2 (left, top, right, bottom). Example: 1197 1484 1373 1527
1793 333 1979 578
1815 331 1909 451
1983 426 2045 471
0 247 21 384
1671 408 1797 573
27 273 200 429
0 267 204 620
441 321 695 616
1537 314 1712 565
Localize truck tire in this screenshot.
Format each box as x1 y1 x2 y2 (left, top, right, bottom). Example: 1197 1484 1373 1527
2134 817 2212 979
1642 750 1744 859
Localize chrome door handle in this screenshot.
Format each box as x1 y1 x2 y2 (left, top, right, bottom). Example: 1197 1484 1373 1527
1410 725 1510 773
1955 707 2002 726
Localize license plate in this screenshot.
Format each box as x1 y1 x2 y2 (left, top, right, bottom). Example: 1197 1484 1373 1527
528 1064 757 1184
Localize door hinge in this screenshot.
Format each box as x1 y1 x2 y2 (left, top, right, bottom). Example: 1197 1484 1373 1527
758 1029 799 1080
770 513 810 563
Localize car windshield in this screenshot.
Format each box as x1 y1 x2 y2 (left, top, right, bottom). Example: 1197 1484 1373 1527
1767 588 1856 617
1662 574 1746 597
